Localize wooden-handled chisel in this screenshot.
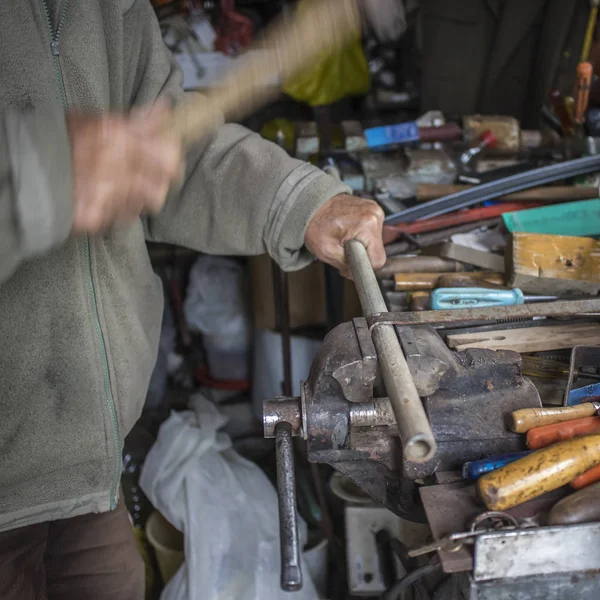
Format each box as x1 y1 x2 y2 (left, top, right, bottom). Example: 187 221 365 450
509 401 600 433
477 434 600 510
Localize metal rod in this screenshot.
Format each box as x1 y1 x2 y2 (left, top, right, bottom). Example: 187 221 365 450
345 240 437 463
384 154 600 225
367 298 600 329
275 422 302 591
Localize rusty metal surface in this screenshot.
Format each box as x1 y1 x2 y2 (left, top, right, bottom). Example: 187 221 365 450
403 348 541 479
263 397 302 438
368 298 600 329
333 318 377 403
349 398 396 428
398 325 460 396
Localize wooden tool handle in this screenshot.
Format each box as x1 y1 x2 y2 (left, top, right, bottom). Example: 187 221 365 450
416 184 599 203
509 404 597 433
575 62 593 125
527 416 600 449
477 434 600 510
572 464 600 490
169 0 361 147
394 271 503 292
549 481 600 526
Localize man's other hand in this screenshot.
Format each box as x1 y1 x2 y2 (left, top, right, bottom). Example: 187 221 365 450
304 194 386 277
67 104 183 234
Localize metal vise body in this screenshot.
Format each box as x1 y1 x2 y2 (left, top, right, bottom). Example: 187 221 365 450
264 318 541 519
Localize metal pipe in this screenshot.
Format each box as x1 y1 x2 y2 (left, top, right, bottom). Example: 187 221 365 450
275 422 302 591
385 154 600 225
345 240 437 463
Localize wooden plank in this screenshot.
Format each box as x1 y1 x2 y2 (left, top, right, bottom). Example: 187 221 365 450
507 232 600 295
447 323 600 353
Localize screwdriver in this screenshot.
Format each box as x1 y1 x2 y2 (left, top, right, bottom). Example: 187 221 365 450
526 416 600 449
430 287 557 310
477 434 600 510
462 452 532 481
575 61 593 125
509 401 600 433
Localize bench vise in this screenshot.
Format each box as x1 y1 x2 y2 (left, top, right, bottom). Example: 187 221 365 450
263 314 542 589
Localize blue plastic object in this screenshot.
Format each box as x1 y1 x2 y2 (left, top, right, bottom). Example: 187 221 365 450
431 287 525 310
462 452 533 481
567 382 600 406
364 122 420 149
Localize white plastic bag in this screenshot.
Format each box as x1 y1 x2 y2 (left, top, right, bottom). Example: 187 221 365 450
184 256 251 380
140 395 318 600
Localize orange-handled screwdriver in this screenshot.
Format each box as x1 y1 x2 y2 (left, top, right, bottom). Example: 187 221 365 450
572 464 600 490
526 416 600 450
575 62 593 125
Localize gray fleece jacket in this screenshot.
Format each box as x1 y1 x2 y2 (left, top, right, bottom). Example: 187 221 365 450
0 0 347 532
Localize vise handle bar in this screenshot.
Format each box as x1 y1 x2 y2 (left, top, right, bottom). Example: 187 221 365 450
345 239 437 463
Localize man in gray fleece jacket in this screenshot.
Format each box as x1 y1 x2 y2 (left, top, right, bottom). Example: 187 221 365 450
0 0 386 598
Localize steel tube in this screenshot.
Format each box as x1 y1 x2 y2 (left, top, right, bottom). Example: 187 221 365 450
275 422 302 591
345 240 437 463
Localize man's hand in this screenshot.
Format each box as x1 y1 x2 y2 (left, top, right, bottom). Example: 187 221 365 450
305 194 386 277
67 104 183 234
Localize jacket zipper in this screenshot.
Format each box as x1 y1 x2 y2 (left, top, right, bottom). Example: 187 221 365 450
40 0 121 510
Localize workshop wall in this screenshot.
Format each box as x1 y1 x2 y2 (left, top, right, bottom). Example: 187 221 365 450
421 0 588 127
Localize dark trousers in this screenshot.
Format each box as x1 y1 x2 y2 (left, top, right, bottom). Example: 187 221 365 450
0 495 144 600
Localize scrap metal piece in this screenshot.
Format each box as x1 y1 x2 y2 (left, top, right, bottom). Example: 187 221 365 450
474 523 600 581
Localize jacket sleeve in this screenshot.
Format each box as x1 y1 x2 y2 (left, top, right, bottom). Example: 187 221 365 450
0 104 73 284
122 0 349 271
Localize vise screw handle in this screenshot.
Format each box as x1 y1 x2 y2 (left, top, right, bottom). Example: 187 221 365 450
275 421 303 591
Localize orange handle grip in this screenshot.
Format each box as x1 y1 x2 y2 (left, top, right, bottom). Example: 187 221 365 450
575 62 593 125
527 416 600 450
572 464 600 490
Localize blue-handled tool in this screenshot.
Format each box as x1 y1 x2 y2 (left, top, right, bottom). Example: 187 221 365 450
568 382 600 406
430 287 558 310
462 452 533 481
